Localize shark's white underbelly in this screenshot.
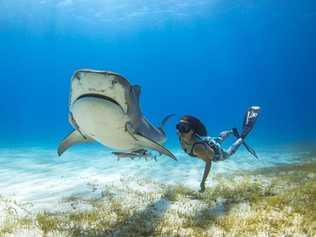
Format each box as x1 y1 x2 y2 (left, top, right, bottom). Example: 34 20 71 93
71 97 137 150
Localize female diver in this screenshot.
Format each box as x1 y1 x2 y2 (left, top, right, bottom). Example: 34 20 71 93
176 106 261 192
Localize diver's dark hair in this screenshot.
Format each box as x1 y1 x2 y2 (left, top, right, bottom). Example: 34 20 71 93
180 115 208 136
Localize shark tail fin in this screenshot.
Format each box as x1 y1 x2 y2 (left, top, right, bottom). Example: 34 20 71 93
57 130 93 156
159 114 176 134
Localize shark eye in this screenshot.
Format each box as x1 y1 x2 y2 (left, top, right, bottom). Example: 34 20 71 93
111 79 118 86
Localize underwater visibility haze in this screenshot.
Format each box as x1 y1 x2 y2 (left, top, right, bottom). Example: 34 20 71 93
0 0 316 236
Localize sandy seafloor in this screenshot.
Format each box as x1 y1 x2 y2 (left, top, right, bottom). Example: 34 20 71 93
0 145 315 237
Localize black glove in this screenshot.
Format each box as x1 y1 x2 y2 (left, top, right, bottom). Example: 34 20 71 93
232 128 240 138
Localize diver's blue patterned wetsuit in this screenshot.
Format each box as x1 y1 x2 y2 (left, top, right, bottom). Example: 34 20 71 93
196 130 243 162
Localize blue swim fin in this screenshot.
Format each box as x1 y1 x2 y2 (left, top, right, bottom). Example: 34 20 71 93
233 106 261 159
241 106 261 139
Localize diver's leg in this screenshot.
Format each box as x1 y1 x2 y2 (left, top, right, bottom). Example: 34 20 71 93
216 129 234 143
219 130 233 140
221 138 243 160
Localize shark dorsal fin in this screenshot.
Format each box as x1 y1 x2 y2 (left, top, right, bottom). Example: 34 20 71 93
132 85 141 98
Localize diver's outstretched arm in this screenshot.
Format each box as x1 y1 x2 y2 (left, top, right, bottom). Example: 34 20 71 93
192 143 215 192
200 160 211 192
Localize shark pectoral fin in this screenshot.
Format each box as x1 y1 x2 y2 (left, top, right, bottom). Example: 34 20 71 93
57 130 93 156
135 133 177 161
125 122 138 141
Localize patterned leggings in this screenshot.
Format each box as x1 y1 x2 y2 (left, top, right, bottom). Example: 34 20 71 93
216 130 243 160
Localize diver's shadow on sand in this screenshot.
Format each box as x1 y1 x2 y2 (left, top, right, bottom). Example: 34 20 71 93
185 200 228 229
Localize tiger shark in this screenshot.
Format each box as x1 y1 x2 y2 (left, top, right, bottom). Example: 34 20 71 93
58 69 177 160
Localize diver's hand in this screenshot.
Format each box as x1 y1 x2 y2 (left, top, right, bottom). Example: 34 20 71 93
199 183 206 193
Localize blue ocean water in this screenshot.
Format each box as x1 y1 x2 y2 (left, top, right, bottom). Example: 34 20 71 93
1 0 315 148
0 1 316 215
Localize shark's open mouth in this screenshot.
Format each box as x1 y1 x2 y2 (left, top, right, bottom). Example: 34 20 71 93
75 93 124 112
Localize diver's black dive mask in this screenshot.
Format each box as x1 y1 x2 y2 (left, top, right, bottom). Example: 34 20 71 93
176 122 191 134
